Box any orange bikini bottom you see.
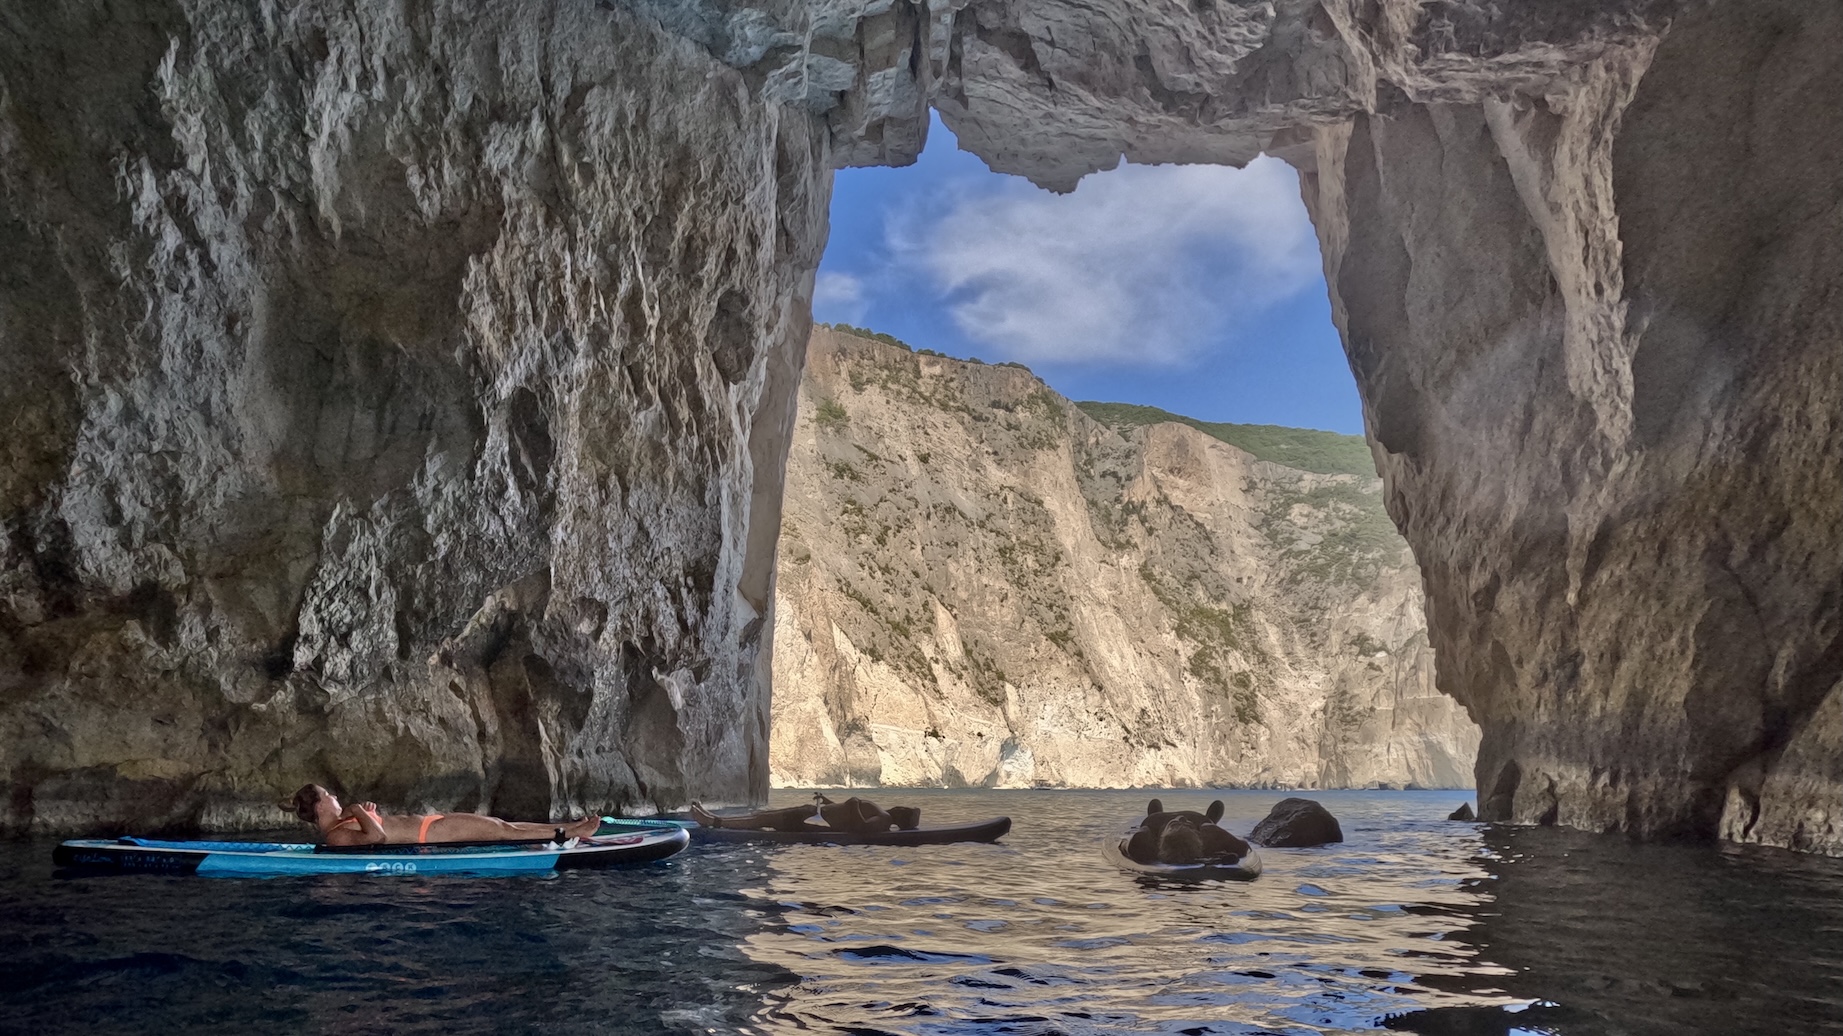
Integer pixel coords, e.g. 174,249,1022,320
417,814,444,843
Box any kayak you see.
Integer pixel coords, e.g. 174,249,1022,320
52,820,688,877
1100,830,1262,881
685,816,1011,846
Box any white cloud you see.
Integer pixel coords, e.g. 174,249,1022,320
813,270,868,324
891,156,1321,366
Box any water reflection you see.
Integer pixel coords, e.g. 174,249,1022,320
734,790,1843,1035
2,789,1840,1034
736,790,1520,1033
1391,825,1843,1036
1,836,804,1034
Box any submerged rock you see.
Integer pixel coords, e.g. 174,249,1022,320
1250,798,1345,848
1448,803,1478,822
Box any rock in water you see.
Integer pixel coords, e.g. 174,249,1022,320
1250,798,1344,848
1448,803,1477,822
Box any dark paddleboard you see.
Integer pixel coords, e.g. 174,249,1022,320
1100,830,1262,881
54,820,688,876
686,816,1011,846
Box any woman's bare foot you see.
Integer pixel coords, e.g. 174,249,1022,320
561,816,600,840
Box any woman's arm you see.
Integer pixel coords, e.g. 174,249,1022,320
327,802,387,846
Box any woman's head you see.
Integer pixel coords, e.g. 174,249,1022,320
284,784,337,824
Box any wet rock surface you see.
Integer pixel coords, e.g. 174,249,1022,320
1250,797,1345,848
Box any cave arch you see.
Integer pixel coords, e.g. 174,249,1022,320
0,0,1833,852
703,0,1843,850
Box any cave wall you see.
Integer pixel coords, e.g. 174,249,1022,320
686,0,1838,850
1320,0,1842,851
0,0,831,832
3,0,1836,849
879,0,1841,851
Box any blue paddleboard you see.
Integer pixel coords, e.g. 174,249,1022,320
53,820,688,876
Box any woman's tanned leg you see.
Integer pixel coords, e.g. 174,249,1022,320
690,802,818,830
426,814,599,842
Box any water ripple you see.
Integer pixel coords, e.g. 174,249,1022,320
5,790,1843,1034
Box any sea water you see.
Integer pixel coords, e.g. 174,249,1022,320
2,789,1840,1035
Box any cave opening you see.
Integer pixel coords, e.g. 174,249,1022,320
814,114,1363,437
767,114,1482,794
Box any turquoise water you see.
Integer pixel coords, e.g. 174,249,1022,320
2,789,1840,1034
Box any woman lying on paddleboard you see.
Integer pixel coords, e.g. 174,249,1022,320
689,794,921,833
284,784,602,847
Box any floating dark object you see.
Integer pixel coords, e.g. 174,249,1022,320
1106,798,1260,880
1249,797,1344,847
686,816,1011,846
1102,830,1262,881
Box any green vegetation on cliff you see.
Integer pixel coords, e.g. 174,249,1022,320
819,322,915,351
1074,401,1376,477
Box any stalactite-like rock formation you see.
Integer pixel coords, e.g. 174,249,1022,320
2,0,1836,850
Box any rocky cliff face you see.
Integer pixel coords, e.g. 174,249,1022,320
0,1,828,832
770,328,1477,790
1304,3,1842,853
671,0,1841,853
4,0,1835,850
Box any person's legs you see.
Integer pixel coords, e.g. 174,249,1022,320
853,798,894,830
424,814,598,842
496,817,598,839
690,803,818,830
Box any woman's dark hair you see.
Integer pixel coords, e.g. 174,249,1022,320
285,784,322,823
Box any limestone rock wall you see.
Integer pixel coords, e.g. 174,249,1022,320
769,329,1477,789
0,0,828,833
4,0,1836,850
906,0,1843,851
651,0,1840,851
1305,1,1840,852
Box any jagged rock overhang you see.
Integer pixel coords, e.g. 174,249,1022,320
649,0,1841,851
0,0,1833,852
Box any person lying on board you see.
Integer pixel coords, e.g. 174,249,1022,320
284,784,602,847
1121,798,1250,866
689,794,921,834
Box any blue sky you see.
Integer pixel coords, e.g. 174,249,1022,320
813,115,1365,436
